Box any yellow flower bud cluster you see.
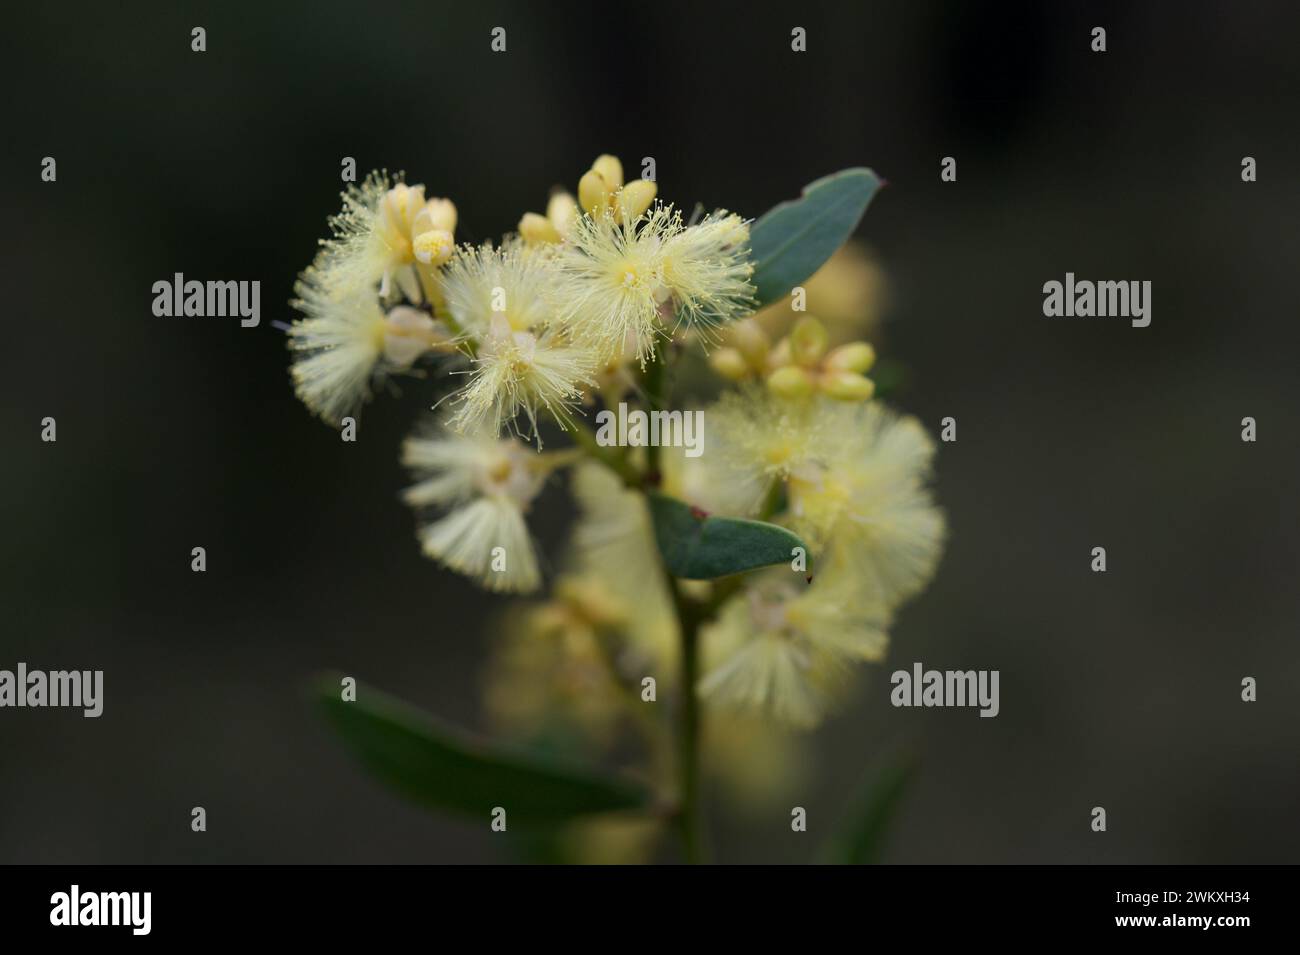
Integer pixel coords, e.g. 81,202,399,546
520,154,658,244
709,315,875,401
579,154,658,223
378,182,459,270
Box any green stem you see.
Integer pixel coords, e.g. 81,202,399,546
641,337,709,860
672,581,706,863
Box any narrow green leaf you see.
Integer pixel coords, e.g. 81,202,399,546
647,492,805,580
314,675,653,826
749,167,882,309
821,755,917,864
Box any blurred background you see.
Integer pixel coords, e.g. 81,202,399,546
3,0,1298,863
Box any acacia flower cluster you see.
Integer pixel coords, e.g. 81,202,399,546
286,154,945,746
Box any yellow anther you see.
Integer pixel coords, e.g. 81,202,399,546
412,229,455,267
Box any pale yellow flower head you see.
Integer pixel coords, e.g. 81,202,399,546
787,401,946,607
699,562,891,728
288,266,387,424
442,242,596,442
554,204,680,366
566,462,679,672
483,599,628,749
401,425,546,593
660,211,755,342
705,386,831,512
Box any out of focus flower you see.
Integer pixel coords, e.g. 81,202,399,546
699,562,891,727
401,425,547,593
752,240,886,343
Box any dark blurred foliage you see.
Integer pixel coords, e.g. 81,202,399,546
2,0,1297,863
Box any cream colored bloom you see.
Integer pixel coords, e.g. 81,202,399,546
705,390,944,608
787,401,945,607
699,563,891,728
554,205,680,366
288,267,387,424
441,242,595,442
288,264,450,424
565,462,679,671
660,212,755,342
703,386,831,513
401,425,545,593
556,202,757,364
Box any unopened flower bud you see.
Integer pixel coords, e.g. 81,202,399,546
382,183,427,233
789,316,829,366
578,169,612,215
616,179,657,222
519,212,562,244
825,341,876,374
766,336,792,371
415,197,457,235
821,370,876,401
709,347,750,381
727,318,769,368
546,191,578,236
591,154,624,190
766,365,815,399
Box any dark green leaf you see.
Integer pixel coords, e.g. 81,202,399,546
314,675,653,826
821,754,916,864
749,167,883,309
648,492,805,580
